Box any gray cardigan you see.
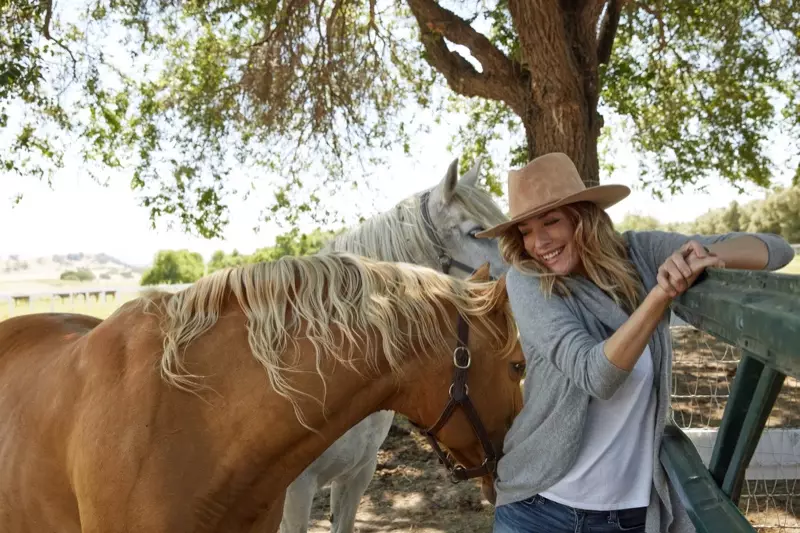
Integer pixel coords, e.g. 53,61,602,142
495,230,795,533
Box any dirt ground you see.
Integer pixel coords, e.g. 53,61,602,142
301,327,800,533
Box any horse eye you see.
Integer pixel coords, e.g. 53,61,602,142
468,227,484,238
510,362,526,377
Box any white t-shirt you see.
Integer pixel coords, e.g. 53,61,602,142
540,345,657,511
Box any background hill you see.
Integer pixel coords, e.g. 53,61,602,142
0,253,145,293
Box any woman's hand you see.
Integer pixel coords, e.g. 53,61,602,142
656,240,726,298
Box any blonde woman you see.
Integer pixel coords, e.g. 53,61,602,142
476,153,795,533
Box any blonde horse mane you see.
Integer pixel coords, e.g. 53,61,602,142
323,183,509,263
145,252,517,428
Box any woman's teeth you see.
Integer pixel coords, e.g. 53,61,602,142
542,247,564,261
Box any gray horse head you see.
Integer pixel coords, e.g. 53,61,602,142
420,157,510,280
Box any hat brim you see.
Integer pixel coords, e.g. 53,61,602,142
475,184,630,239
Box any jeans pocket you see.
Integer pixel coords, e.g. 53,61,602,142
615,508,647,532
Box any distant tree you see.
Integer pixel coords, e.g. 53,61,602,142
745,186,800,243
258,229,340,260
721,201,743,232
208,228,340,273
207,249,249,274
60,268,95,281
615,214,664,233
141,250,204,285
76,268,95,281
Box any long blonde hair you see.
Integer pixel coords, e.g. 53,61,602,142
499,202,643,313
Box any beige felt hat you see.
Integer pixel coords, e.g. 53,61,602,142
475,152,630,239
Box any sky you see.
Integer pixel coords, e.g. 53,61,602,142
1,11,796,268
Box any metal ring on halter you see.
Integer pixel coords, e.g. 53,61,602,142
450,464,466,484
449,383,469,397
453,346,471,368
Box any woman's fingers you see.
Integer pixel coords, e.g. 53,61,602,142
681,240,710,259
657,250,725,299
657,242,724,300
660,256,689,293
670,251,693,279
657,270,678,298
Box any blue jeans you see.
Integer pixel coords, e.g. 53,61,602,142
494,494,647,533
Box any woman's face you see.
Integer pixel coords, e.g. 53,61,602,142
517,207,582,276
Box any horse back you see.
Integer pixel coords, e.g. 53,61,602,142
0,312,100,359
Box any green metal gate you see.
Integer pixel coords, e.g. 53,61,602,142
663,268,800,532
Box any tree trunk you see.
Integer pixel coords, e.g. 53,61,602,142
406,0,612,187
509,0,603,187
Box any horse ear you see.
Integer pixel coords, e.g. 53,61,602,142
494,273,508,300
437,157,459,205
468,262,491,282
458,157,483,188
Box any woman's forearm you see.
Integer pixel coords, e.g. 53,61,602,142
707,236,768,270
603,287,672,371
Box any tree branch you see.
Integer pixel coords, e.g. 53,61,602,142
42,0,78,77
405,0,529,115
597,0,623,64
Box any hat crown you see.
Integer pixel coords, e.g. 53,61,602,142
508,152,585,218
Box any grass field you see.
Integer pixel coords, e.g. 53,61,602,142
779,255,800,275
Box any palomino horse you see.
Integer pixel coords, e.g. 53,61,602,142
281,157,511,532
0,253,524,533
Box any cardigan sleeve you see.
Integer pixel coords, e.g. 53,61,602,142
506,269,629,400
624,230,795,274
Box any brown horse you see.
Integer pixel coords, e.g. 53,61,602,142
0,253,524,533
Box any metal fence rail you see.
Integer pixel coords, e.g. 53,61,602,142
664,269,800,532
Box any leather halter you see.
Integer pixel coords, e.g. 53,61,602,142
413,315,499,482
412,190,500,483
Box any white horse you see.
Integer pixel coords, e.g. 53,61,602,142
279,156,511,533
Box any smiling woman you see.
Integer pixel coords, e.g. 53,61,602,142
475,152,795,533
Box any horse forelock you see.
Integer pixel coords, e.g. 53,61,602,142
146,253,516,429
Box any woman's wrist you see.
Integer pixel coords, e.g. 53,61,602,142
649,284,673,305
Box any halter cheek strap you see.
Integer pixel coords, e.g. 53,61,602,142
409,315,499,482
418,190,489,278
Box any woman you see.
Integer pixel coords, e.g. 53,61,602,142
475,152,795,533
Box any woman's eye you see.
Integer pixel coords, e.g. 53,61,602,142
544,218,559,227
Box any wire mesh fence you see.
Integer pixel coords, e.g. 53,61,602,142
670,324,800,532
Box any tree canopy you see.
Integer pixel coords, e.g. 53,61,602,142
141,249,206,285
3,0,798,237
